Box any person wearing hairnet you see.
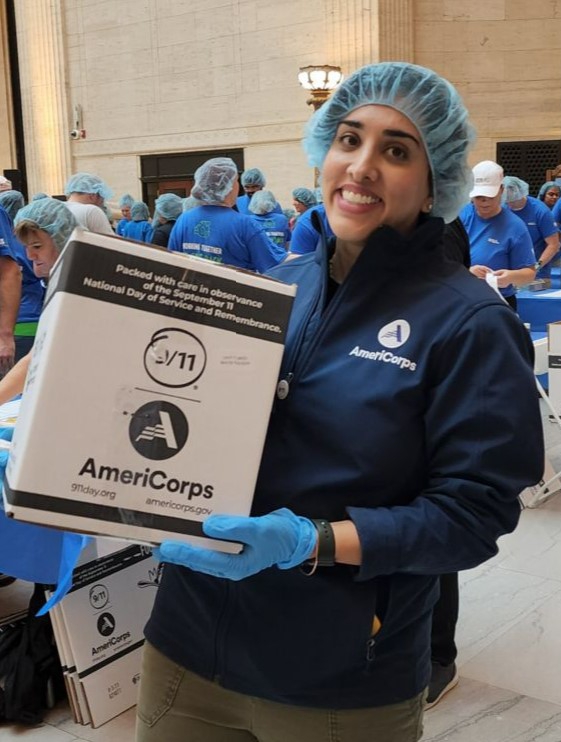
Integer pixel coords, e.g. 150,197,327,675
0,194,45,363
63,172,113,234
0,190,25,223
538,181,561,210
151,193,183,248
137,63,543,742
502,175,559,282
168,158,285,272
460,162,536,309
0,176,11,192
116,193,135,236
31,192,49,202
122,201,154,244
289,187,318,229
289,201,335,254
236,168,283,215
182,194,201,211
0,206,21,374
248,190,291,251
0,198,77,402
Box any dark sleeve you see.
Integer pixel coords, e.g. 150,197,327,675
348,304,543,580
151,224,170,247
443,217,471,268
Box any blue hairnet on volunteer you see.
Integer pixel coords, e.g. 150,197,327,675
502,176,530,203
131,201,150,221
314,186,323,204
119,193,135,208
292,187,317,208
191,157,238,205
183,195,201,211
241,168,265,188
155,193,183,221
303,62,476,223
538,181,560,200
31,192,49,201
248,190,278,215
64,172,113,200
0,190,25,221
13,198,77,253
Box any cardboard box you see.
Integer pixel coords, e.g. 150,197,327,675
46,541,159,728
3,228,295,549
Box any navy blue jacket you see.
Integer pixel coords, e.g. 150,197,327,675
146,217,543,709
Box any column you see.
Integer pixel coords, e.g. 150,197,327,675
14,0,71,196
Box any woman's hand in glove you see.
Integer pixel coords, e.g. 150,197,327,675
154,508,318,581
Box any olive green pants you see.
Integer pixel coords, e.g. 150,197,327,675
136,642,425,742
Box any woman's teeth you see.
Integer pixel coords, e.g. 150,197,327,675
341,190,380,205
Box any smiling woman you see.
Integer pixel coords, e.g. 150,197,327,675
138,63,544,742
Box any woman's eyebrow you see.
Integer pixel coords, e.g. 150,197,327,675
337,120,420,146
383,129,421,146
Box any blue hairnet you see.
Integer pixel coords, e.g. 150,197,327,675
282,208,296,220
0,190,25,222
191,158,238,205
502,176,529,204
292,187,317,208
183,195,201,211
303,62,476,223
131,201,150,221
241,168,265,188
119,193,135,208
13,198,77,253
538,181,560,201
31,192,49,201
248,190,278,215
314,187,323,204
155,193,183,221
64,172,113,200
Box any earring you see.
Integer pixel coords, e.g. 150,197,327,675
423,201,433,214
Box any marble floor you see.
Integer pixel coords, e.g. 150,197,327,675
1,401,561,741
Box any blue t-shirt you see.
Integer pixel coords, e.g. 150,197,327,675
236,194,283,216
290,205,335,254
508,196,557,278
249,212,291,250
0,207,44,324
123,220,154,244
116,218,129,236
168,205,285,273
460,203,536,297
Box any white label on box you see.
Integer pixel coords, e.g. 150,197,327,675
4,233,295,546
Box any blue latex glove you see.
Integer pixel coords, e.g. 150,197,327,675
155,508,317,581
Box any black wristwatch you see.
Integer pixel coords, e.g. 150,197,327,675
535,259,543,270
311,519,336,567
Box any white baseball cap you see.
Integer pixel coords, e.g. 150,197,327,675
469,160,504,198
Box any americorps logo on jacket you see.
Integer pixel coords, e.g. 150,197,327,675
348,319,416,372
377,320,410,349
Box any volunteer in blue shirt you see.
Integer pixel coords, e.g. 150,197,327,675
138,63,543,742
0,207,22,374
289,202,335,254
538,181,561,211
236,168,283,216
460,160,536,310
503,175,559,280
168,158,285,273
0,203,45,361
116,193,134,236
248,190,291,251
123,201,154,244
